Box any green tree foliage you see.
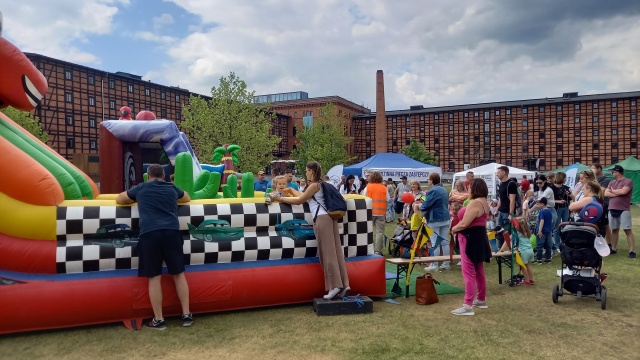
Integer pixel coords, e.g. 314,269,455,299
401,138,438,166
291,102,355,175
0,106,48,143
180,72,281,173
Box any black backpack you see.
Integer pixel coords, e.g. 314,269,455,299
313,182,347,221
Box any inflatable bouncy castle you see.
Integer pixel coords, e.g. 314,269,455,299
0,22,384,335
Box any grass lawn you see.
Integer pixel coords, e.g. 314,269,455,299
1,209,639,360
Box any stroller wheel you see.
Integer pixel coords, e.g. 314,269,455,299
601,288,607,310
576,290,582,299
552,284,559,304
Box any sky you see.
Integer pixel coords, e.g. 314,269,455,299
1,0,640,111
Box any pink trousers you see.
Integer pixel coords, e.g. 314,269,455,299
458,233,487,306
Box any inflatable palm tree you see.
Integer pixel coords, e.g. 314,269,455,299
212,144,240,184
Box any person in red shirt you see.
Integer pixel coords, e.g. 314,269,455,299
521,175,530,193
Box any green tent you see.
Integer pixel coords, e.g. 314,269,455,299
552,163,591,174
604,156,640,204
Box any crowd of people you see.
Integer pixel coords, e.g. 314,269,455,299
124,161,635,327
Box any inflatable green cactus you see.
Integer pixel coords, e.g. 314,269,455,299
174,152,221,199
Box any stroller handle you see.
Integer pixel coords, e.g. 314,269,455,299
558,221,599,231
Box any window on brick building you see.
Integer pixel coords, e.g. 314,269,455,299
593,143,599,150
593,102,598,109
506,109,511,115
406,139,411,145
522,107,528,114
449,149,454,155
434,138,439,144
434,114,439,120
464,124,469,130
539,145,545,152
392,140,397,146
420,115,424,120
506,160,512,166
556,159,563,166
506,134,512,140
89,118,96,128
522,120,528,126
65,70,72,80
464,112,468,118
420,127,424,133
392,129,396,134
574,117,580,123
556,144,563,151
127,84,133,93
161,91,166,99
612,115,617,121
632,127,637,134
176,94,180,102
506,121,511,128
449,113,453,119
522,133,528,139
109,100,115,109
406,127,410,133
90,140,97,150
66,138,74,149
449,125,453,131
506,147,511,153
108,79,115,89
495,110,500,115
557,105,562,111
632,114,637,120
611,101,617,108
612,157,619,163
539,132,545,139
145,88,150,96
484,111,490,119
632,99,637,106
593,116,599,122
161,109,167,118
66,115,73,125
556,131,563,138
449,137,454,143
473,136,479,142
556,118,562,125
575,144,581,150
612,129,617,135
89,96,95,106
632,142,637,149
522,146,528,153
593,129,599,136
612,142,618,149
539,106,545,113
539,119,545,125
464,148,470,155
88,74,94,85
484,123,490,132
65,93,72,103
575,130,581,136
434,126,439,132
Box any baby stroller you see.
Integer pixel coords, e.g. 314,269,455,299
552,222,607,310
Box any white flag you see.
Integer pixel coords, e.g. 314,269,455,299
326,164,344,187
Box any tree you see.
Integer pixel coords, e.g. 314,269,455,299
0,106,48,143
291,102,355,175
180,72,281,173
401,138,438,166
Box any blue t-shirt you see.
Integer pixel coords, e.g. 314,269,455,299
254,179,269,192
287,182,299,191
126,180,185,235
536,208,552,234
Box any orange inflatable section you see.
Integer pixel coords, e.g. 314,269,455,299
0,112,100,198
0,257,385,334
0,134,64,206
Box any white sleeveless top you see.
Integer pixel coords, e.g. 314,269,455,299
309,183,328,218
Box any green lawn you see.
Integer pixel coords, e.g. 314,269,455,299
1,209,639,360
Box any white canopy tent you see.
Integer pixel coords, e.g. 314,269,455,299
452,163,535,196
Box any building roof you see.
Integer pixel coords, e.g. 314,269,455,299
269,95,371,113
353,91,640,118
25,52,193,94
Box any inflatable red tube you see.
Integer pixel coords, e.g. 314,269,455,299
0,256,385,335
0,233,56,273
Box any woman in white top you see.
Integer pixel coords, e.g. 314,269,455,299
340,175,358,195
275,161,350,300
572,170,596,202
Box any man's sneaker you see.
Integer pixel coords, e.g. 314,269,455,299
424,264,439,272
544,259,552,264
182,313,194,327
535,260,543,264
610,248,618,255
147,318,166,330
630,251,637,259
451,305,475,316
472,299,488,309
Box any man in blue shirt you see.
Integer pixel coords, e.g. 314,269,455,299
116,164,192,330
533,197,553,264
254,170,269,192
285,169,299,191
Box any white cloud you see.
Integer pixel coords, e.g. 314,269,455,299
6,0,639,111
134,31,177,44
0,0,126,64
152,13,174,29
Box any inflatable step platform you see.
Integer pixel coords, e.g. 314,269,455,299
312,296,373,316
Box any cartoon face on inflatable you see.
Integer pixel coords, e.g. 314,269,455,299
0,37,48,111
119,106,132,120
579,202,603,224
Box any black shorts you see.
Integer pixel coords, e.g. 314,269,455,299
395,201,405,214
138,229,185,277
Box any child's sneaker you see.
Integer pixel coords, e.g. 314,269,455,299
147,318,166,330
181,313,194,327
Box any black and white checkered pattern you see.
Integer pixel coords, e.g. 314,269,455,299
56,198,373,273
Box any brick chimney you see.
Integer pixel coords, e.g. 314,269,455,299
375,70,387,153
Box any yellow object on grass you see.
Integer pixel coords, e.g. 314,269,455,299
515,251,526,269
0,192,56,240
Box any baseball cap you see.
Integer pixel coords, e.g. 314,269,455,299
611,165,624,174
400,175,408,180
258,170,265,175
536,197,548,205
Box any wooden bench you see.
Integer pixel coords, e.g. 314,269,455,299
386,251,513,298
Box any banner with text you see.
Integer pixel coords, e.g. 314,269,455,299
364,167,441,182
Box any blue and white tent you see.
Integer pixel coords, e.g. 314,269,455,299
343,153,441,181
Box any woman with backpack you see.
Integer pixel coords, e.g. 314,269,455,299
275,161,350,300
